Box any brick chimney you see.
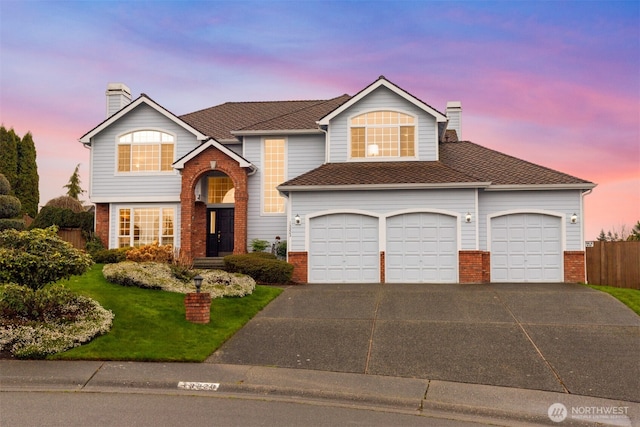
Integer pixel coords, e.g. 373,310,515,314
446,101,462,140
105,83,131,118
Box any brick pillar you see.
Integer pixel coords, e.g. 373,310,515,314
184,293,211,324
564,251,586,283
288,252,308,283
482,251,491,283
459,250,489,284
94,203,109,248
379,251,385,283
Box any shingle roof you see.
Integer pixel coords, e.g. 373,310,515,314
440,141,593,186
278,161,485,188
278,142,594,190
180,95,350,141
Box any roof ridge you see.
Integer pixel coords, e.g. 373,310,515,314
236,94,351,131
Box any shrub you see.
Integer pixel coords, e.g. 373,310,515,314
44,196,84,213
126,243,173,263
0,283,113,359
102,262,255,298
224,253,293,284
250,238,270,252
0,174,10,195
91,247,132,264
85,234,105,254
30,206,94,234
0,226,93,290
0,218,25,231
0,195,21,218
276,240,287,258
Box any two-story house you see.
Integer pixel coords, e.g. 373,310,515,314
80,76,595,284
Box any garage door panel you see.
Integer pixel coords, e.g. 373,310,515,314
491,213,562,283
309,214,379,283
386,213,458,283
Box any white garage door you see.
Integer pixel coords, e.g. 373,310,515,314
309,213,379,283
386,213,458,283
491,213,562,282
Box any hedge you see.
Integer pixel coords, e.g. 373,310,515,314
224,253,293,284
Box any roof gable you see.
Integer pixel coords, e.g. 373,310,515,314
317,76,448,125
172,139,254,170
79,94,208,144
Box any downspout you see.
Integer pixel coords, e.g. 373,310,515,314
581,188,593,283
318,124,329,163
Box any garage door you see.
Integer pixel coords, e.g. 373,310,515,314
491,213,562,282
309,213,379,283
386,213,458,283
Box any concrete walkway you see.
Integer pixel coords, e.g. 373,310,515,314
206,282,640,402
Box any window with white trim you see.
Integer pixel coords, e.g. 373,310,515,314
350,111,415,158
117,130,174,173
118,207,174,247
263,138,286,214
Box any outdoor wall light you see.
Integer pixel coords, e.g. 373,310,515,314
465,212,472,223
294,214,302,225
193,274,203,293
570,213,578,224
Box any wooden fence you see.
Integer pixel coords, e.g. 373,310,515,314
57,228,86,250
586,241,640,289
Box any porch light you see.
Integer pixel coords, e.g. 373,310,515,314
294,214,301,225
367,144,379,156
570,213,578,224
465,212,472,223
193,274,203,293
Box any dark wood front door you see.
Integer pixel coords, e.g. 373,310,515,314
206,208,234,257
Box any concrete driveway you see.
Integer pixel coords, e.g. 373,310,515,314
206,282,640,402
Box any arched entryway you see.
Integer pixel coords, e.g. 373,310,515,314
178,144,249,263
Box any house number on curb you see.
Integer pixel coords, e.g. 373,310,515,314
177,381,220,391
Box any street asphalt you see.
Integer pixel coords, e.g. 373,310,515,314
2,282,639,426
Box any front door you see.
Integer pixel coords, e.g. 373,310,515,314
206,208,234,257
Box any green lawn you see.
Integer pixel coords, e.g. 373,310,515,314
50,264,283,362
587,284,640,316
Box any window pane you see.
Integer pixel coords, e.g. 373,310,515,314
162,209,174,246
118,145,131,172
161,144,173,171
118,209,131,247
133,208,159,246
400,126,415,156
207,176,235,204
264,139,285,213
132,144,159,171
351,127,365,158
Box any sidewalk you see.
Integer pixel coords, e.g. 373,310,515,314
2,360,638,426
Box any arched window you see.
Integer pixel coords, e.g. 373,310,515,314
117,130,175,173
350,111,415,158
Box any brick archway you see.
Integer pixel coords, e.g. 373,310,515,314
179,146,249,262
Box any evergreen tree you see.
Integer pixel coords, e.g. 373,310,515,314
597,229,607,241
0,126,19,192
64,164,85,200
15,132,40,217
628,221,640,242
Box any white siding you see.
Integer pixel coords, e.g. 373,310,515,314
327,86,439,163
90,104,200,201
478,190,583,251
289,188,476,252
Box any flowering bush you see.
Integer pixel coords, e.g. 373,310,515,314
126,243,173,263
0,284,113,359
102,262,255,298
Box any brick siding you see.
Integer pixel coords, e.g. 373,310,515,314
184,292,211,324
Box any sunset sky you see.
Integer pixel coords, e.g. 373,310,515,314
1,1,638,240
